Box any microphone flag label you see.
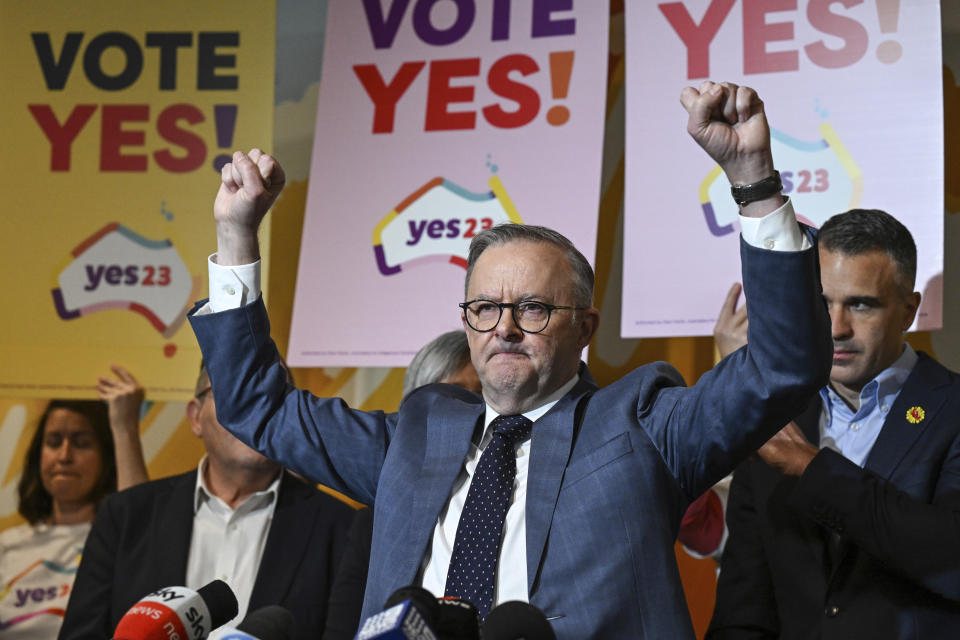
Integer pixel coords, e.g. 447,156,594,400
354,601,438,640
113,586,212,640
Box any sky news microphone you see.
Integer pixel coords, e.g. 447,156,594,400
482,601,557,640
112,579,238,640
352,586,439,640
434,597,480,640
216,605,294,640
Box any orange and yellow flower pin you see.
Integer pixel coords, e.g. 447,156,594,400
906,406,925,424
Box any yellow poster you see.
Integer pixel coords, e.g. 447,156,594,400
0,1,275,399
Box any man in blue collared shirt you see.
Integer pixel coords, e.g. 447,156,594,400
708,209,960,640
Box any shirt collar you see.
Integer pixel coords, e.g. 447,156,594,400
820,343,918,412
482,373,580,435
193,455,282,515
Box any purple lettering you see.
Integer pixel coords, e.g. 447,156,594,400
532,0,575,37
361,0,411,49
412,0,475,45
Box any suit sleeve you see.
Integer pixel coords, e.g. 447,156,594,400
638,235,832,499
58,496,121,640
790,445,960,601
706,462,780,639
189,297,396,505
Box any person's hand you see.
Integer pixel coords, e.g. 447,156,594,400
96,364,144,435
680,81,773,183
213,149,286,265
714,283,748,358
680,82,783,218
757,422,819,476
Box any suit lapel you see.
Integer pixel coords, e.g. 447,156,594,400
863,355,948,480
400,401,485,585
153,471,197,586
248,472,313,610
525,372,594,592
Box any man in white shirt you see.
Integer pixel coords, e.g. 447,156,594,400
58,365,356,640
187,82,832,638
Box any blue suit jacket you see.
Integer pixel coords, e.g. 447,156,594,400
189,239,830,639
708,353,960,639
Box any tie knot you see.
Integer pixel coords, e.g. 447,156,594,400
491,414,532,445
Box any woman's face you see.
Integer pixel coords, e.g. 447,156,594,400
39,408,104,508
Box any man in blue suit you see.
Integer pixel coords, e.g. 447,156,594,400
188,82,832,638
708,210,960,639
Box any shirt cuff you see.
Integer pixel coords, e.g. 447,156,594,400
738,198,810,252
203,254,261,313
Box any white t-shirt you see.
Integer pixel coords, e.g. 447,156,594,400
0,522,90,639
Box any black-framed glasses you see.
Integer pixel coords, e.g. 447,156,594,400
195,386,213,402
459,299,585,334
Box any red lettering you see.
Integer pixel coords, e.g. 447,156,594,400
353,62,426,134
425,58,480,131
805,0,868,69
100,104,148,171
659,0,736,79
743,0,800,73
483,54,540,128
154,103,206,172
743,0,799,74
27,104,96,171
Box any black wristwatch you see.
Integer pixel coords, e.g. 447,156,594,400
730,171,782,206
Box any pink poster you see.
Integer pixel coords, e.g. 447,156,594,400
288,1,609,366
623,0,943,337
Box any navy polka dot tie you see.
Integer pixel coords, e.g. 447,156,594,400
444,414,532,618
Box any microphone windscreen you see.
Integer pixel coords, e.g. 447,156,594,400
482,601,556,640
383,586,439,625
197,579,239,629
435,597,480,640
236,605,294,640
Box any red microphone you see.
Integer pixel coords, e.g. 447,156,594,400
112,580,238,640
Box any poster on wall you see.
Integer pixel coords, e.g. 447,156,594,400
622,0,943,338
289,0,610,366
0,0,276,398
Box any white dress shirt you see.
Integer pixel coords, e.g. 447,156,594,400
196,198,806,607
186,457,281,632
417,375,579,604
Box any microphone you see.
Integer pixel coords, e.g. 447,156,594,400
216,605,294,640
352,586,439,640
434,597,480,640
482,601,557,640
113,580,238,640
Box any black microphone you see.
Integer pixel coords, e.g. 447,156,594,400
434,597,480,640
482,601,557,640
112,580,238,640
216,605,294,640
352,586,439,639
383,586,440,623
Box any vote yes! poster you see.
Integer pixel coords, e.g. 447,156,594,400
623,0,943,337
289,1,609,366
0,1,275,398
